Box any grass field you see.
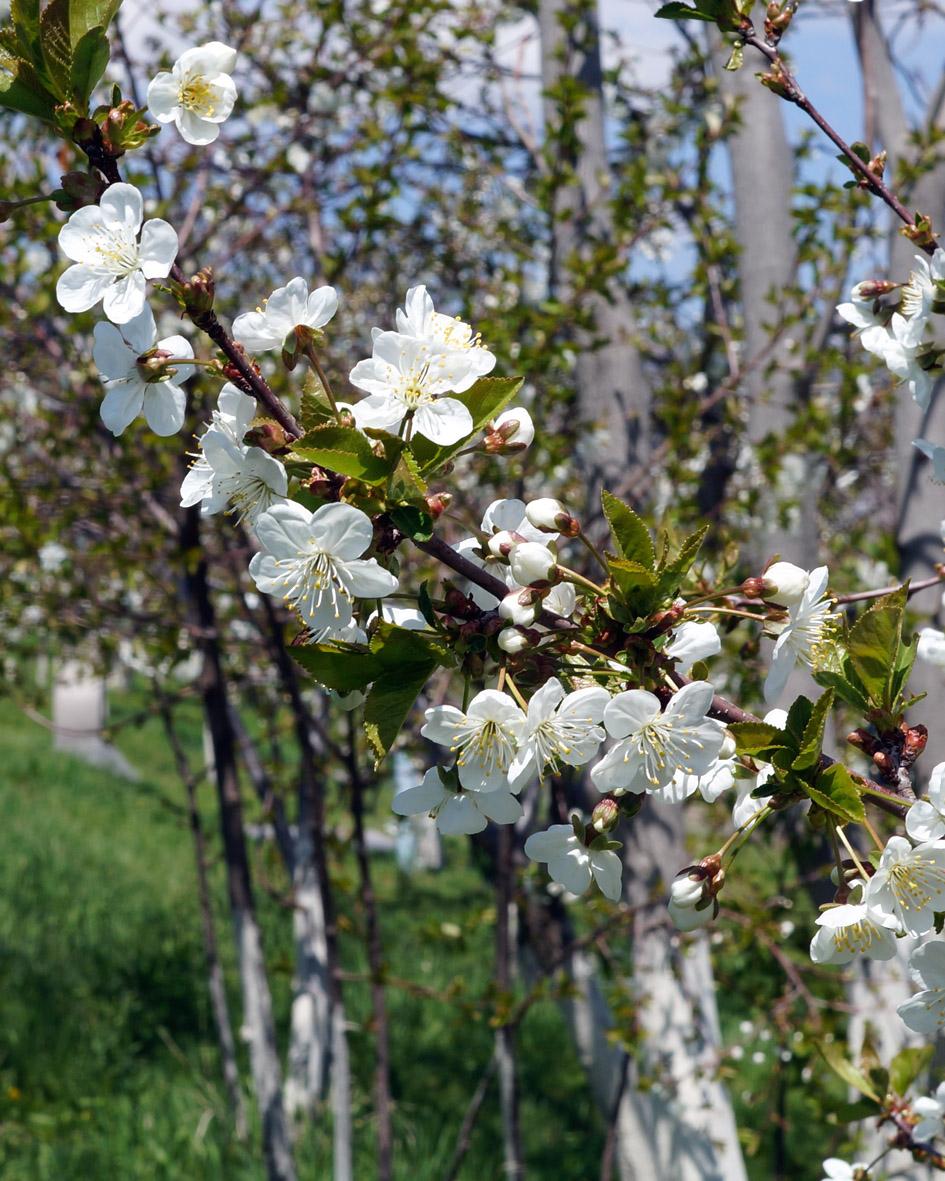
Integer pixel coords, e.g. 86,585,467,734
0,689,853,1179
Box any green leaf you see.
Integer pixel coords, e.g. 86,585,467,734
812,668,870,715
729,721,791,759
39,0,71,99
806,763,866,825
362,623,453,762
890,621,919,708
67,0,121,48
387,448,427,501
830,1098,883,1124
724,43,743,71
287,424,390,484
792,688,833,773
847,584,908,711
69,23,107,106
10,0,41,63
389,503,433,541
290,640,379,691
654,1,717,19
784,695,814,745
890,1045,935,1097
0,48,57,119
656,525,708,598
299,377,336,431
601,490,655,571
410,376,523,476
817,1040,881,1103
605,556,658,613
417,581,437,628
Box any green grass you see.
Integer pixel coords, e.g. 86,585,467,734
0,694,605,1179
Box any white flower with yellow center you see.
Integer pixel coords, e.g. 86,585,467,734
507,679,609,793
232,279,338,353
396,285,496,391
147,42,238,146
898,942,945,1034
56,184,178,324
392,767,522,836
764,565,840,704
809,881,899,965
524,823,622,901
866,836,945,938
349,331,475,444
590,681,725,797
249,501,399,630
421,690,526,793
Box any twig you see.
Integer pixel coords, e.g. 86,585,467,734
443,1053,499,1181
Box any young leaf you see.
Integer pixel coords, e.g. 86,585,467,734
363,623,453,762
287,424,390,484
846,584,908,711
290,640,379,691
0,48,56,119
889,1044,935,1097
601,490,656,570
729,721,792,759
69,23,107,107
39,0,71,99
812,668,870,715
656,525,708,598
817,1040,882,1103
805,764,866,825
792,688,834,773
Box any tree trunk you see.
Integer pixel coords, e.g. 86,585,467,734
182,508,296,1181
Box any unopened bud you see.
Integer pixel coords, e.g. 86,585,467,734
498,588,541,627
847,728,880,756
761,561,809,606
488,529,523,559
851,279,898,301
591,797,620,834
484,407,535,455
497,626,530,655
509,541,557,586
426,492,452,521
741,576,766,600
244,422,290,454
56,170,106,211
904,725,928,764
181,267,215,317
525,497,580,537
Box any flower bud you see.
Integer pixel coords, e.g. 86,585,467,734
670,873,705,909
851,279,898,300
498,588,541,627
497,626,530,654
761,561,809,606
244,421,290,454
484,408,535,455
668,896,717,932
525,498,580,538
426,492,452,521
488,530,523,559
591,797,620,834
509,541,557,586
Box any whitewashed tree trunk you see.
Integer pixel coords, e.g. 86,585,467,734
52,660,139,779
284,855,331,1120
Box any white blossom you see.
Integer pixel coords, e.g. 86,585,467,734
349,331,475,443
508,541,557,586
898,942,945,1034
249,501,398,630
232,278,338,353
668,872,716,931
524,823,622,901
912,1081,945,1142
809,882,899,965
764,566,839,704
906,763,945,843
664,620,721,673
918,627,945,669
421,689,525,793
181,428,287,524
590,681,725,797
819,1161,868,1181
507,679,609,792
395,284,495,391
762,561,810,606
873,312,937,410
392,767,522,836
866,836,945,938
492,407,534,449
147,42,238,145
901,252,945,323
92,305,193,436
56,183,177,324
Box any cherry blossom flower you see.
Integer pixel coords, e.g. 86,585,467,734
93,305,193,435
667,871,718,930
762,561,810,606
392,767,522,836
906,763,945,843
819,1161,868,1181
395,284,495,391
901,252,945,323
590,681,724,796
664,620,721,673
809,881,899,965
874,312,937,410
181,429,288,525
912,1081,945,1142
764,566,839,704
524,823,622,901
57,183,178,324
666,731,736,805
232,278,338,353
249,501,398,630
866,836,945,938
349,331,475,443
421,689,525,793
898,941,945,1034
147,42,238,146
507,678,609,792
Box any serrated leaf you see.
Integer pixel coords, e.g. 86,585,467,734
290,640,379,691
729,721,791,758
890,1044,935,1097
389,503,433,541
409,376,523,476
288,424,390,484
656,525,708,598
0,48,57,119
417,581,437,628
812,668,870,715
792,688,834,773
39,0,71,98
605,556,658,614
69,23,107,106
10,0,41,63
847,585,908,710
601,490,655,570
388,448,426,501
784,695,813,745
805,763,866,825
299,377,336,431
818,1040,881,1103
890,622,919,709
68,0,121,48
